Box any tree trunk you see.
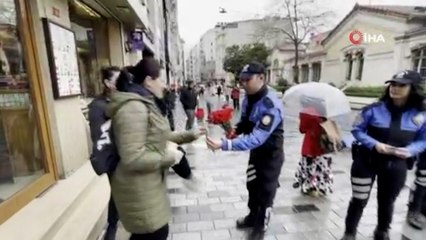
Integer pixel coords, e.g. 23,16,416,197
293,42,299,84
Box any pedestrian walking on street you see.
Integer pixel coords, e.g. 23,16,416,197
164,87,176,131
231,85,240,110
293,99,334,197
88,66,121,240
217,83,223,101
224,84,230,104
341,70,426,240
206,62,284,240
407,149,426,230
205,82,216,115
180,81,198,130
106,58,206,240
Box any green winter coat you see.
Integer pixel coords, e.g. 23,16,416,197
106,91,197,234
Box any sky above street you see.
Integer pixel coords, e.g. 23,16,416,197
178,0,426,50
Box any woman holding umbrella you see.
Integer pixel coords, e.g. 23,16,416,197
341,70,426,240
283,82,350,197
293,97,334,197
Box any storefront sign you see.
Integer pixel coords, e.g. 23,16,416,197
42,18,82,99
130,29,144,51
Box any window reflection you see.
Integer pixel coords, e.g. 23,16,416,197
0,0,44,203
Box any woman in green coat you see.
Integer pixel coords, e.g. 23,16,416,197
107,58,205,240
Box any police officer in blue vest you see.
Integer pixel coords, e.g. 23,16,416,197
341,70,426,240
206,62,284,239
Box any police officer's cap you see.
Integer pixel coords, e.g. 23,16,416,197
239,62,265,80
385,70,423,85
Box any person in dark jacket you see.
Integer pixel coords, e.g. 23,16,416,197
164,87,176,131
180,81,198,130
231,86,240,110
407,146,426,229
406,99,426,230
88,66,120,240
341,70,426,240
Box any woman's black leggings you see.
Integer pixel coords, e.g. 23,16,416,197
129,224,169,240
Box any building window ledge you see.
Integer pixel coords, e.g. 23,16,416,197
0,162,109,240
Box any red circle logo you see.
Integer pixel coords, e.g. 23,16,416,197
349,30,363,45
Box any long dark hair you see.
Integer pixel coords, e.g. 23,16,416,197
129,58,161,84
116,69,133,92
379,83,425,110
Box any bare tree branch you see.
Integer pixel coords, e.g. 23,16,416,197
253,0,332,83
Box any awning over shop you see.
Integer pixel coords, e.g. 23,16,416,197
81,0,149,29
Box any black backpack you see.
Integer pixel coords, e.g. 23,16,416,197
90,119,119,175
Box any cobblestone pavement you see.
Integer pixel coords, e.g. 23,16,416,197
115,97,425,240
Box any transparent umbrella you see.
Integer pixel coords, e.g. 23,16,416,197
282,82,351,119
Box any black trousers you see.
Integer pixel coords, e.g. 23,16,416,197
233,99,240,110
105,174,119,240
167,110,175,131
246,153,283,230
129,224,169,240
408,159,426,214
344,157,407,234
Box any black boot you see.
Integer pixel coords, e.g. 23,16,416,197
373,229,390,240
236,213,255,229
340,233,355,240
248,229,265,240
407,211,426,230
104,224,117,240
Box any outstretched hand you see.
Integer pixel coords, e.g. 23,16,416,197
206,136,221,151
194,127,207,139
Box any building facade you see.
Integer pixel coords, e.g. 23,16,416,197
164,0,185,86
283,4,426,87
0,0,179,239
187,18,289,83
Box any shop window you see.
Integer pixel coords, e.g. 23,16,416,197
0,0,55,223
412,47,426,79
69,0,109,98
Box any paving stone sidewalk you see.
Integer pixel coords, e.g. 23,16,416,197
114,99,425,240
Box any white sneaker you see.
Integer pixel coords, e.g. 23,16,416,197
183,174,202,192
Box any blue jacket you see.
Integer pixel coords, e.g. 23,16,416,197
352,101,426,157
221,87,284,151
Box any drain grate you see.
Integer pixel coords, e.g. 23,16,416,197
273,206,294,215
292,204,320,213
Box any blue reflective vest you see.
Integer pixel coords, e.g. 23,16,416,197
352,101,426,157
221,88,284,151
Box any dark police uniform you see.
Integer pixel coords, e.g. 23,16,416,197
407,150,426,229
221,82,284,233
343,75,426,239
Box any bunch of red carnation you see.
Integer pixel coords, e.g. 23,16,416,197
207,104,235,137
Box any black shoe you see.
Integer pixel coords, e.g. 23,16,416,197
292,182,300,189
407,211,426,230
236,214,255,229
248,228,265,240
104,224,117,240
340,233,356,240
373,229,390,240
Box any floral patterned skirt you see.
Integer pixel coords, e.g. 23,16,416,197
293,155,334,196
